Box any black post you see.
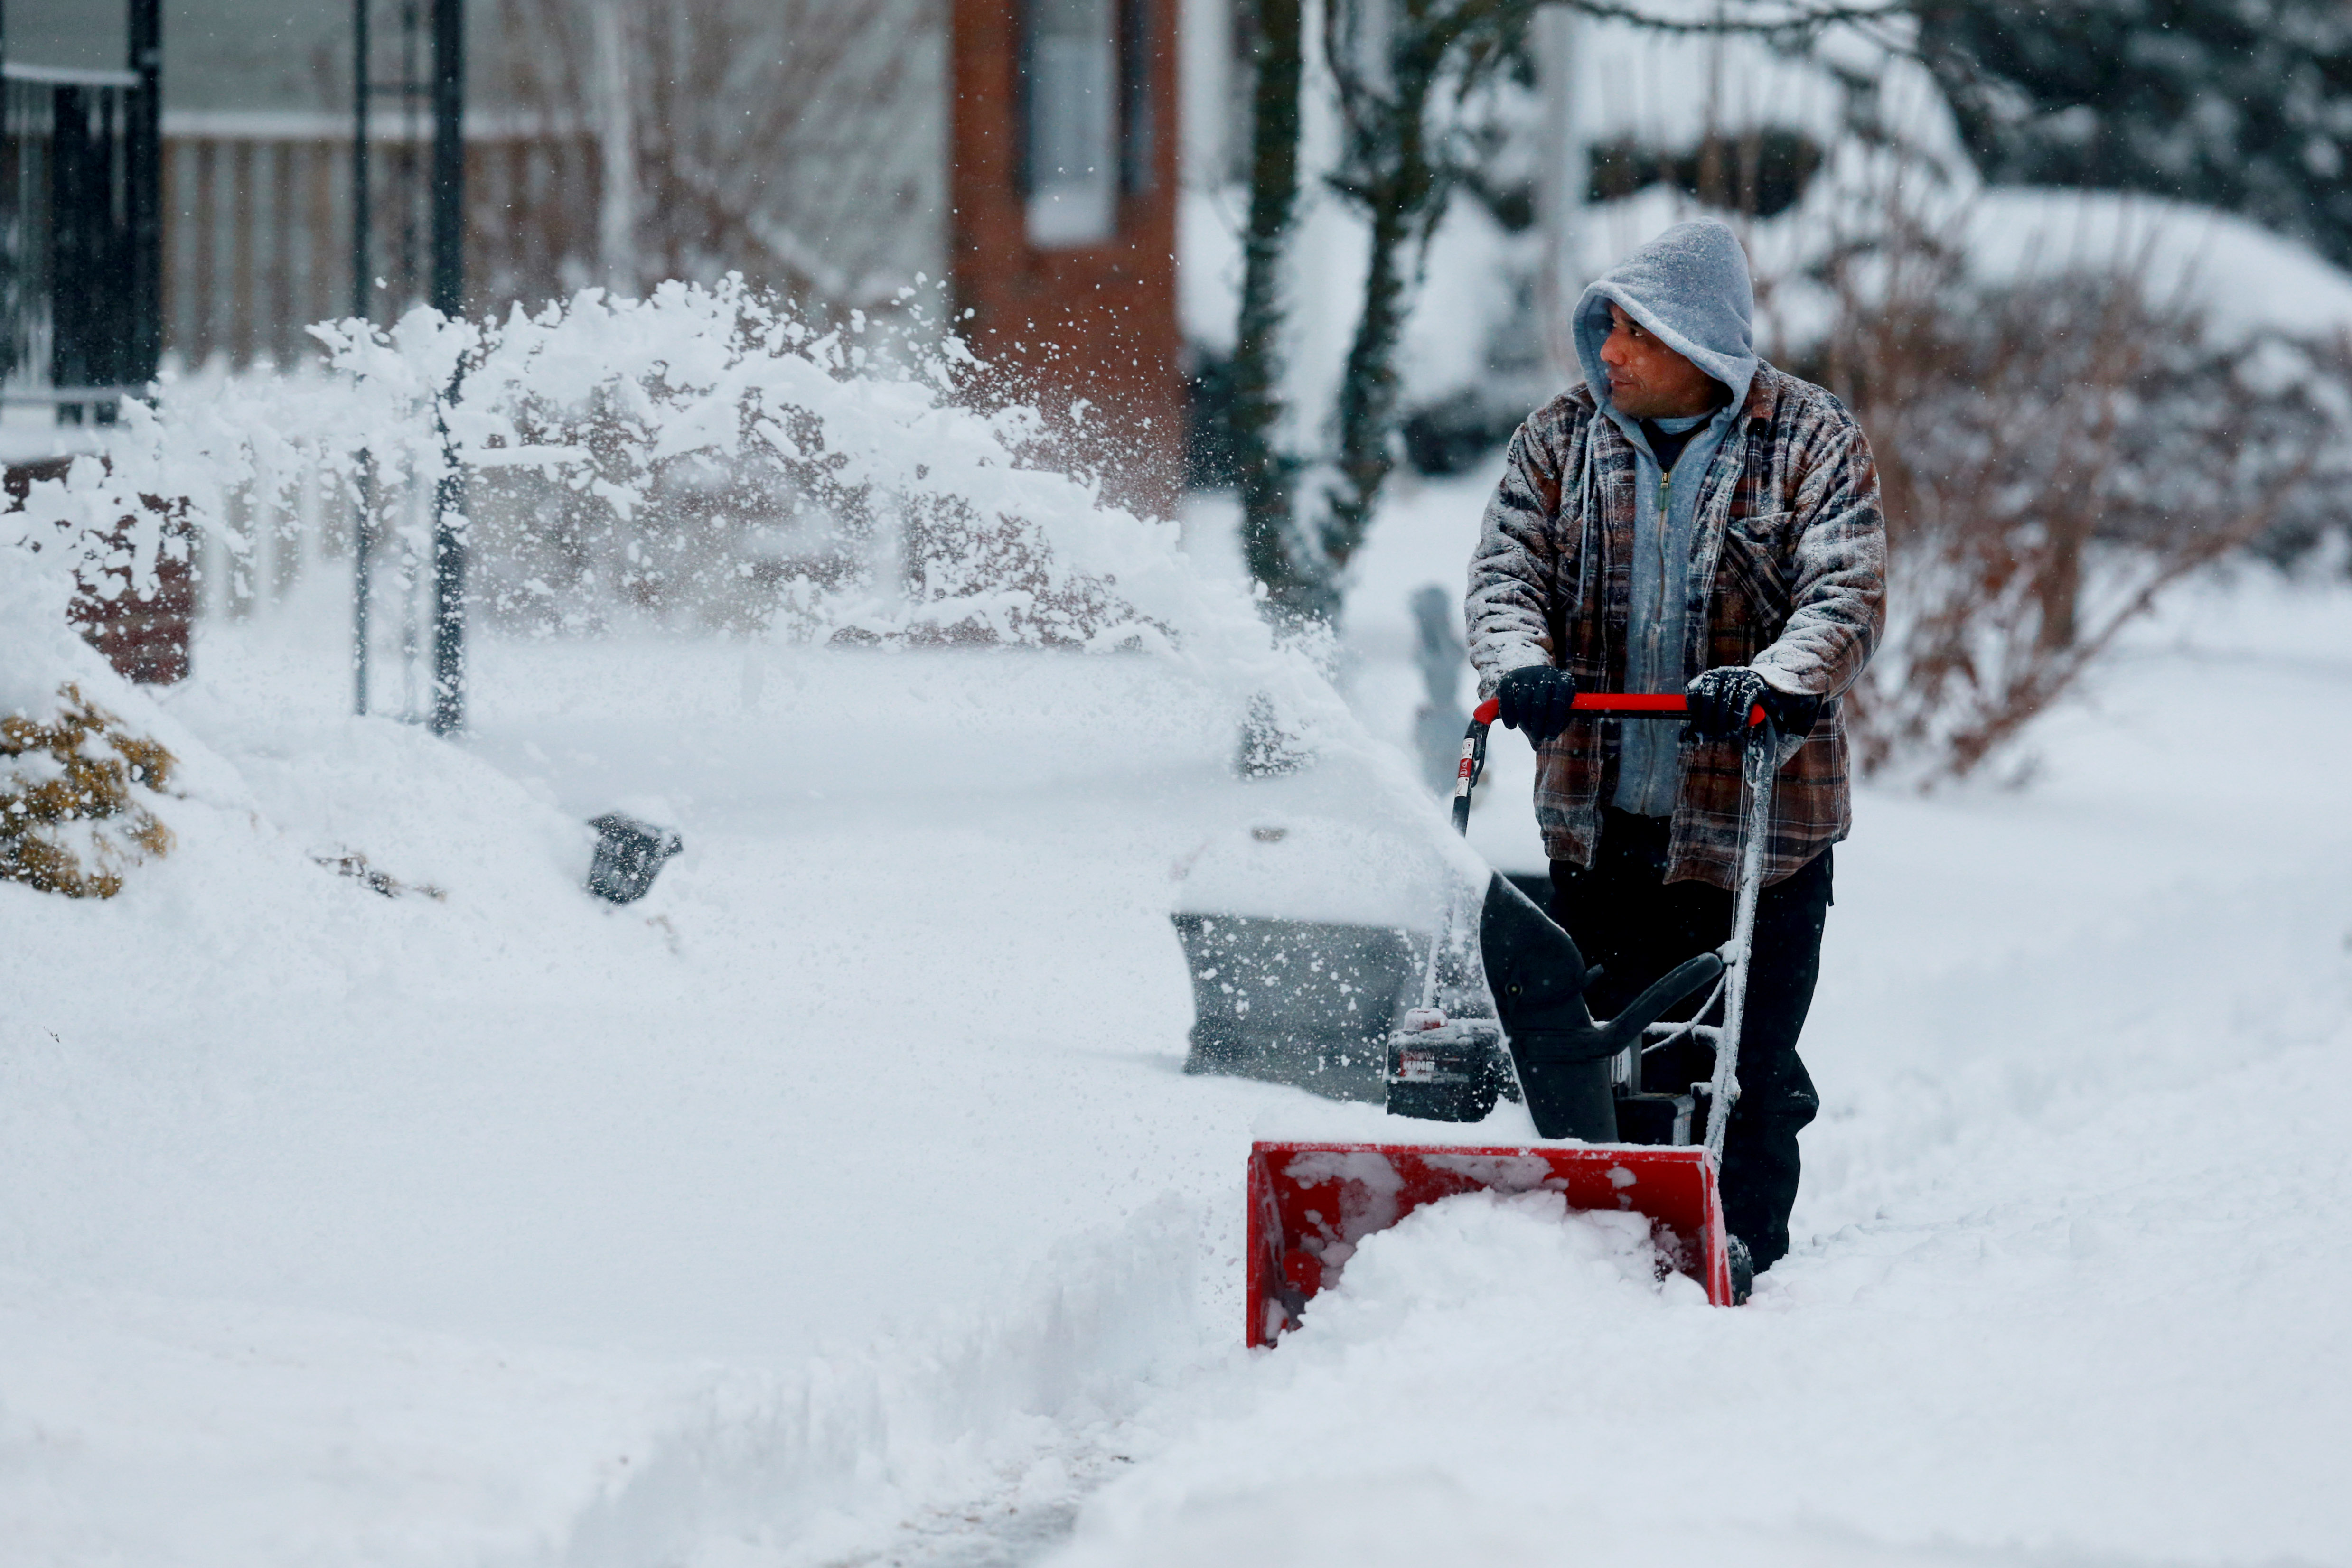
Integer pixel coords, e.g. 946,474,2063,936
0,9,14,390
427,0,464,736
352,0,373,715
351,0,372,322
89,85,122,419
1,2,9,379
48,84,90,422
429,0,462,320
126,0,161,388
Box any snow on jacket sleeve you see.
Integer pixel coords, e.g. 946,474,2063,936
1466,402,1575,697
1749,414,1886,702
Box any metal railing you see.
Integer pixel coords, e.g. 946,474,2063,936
0,6,163,422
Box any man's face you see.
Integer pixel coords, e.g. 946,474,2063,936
1596,303,1727,420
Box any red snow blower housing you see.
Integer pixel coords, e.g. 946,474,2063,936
1247,693,1776,1341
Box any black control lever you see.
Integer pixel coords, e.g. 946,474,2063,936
1479,873,1724,1140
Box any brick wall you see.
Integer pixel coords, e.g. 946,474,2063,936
950,0,1185,514
5,457,195,685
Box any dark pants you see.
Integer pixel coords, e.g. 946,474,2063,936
1549,810,1831,1270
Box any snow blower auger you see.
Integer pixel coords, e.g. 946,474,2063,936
1247,693,1777,1341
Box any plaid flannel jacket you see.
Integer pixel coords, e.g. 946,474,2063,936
1466,363,1886,889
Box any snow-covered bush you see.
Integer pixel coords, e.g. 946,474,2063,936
0,684,176,899
1802,208,2352,779
0,540,179,899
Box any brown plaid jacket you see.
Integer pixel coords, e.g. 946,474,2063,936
1466,363,1886,889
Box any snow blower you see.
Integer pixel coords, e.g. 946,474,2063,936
1247,693,1777,1339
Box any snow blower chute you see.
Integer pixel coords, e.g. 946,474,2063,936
1247,693,1777,1341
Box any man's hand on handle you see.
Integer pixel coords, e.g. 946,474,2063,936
1492,666,1823,746
1686,667,1822,739
1495,666,1578,745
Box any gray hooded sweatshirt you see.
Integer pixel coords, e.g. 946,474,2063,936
1571,218,1760,816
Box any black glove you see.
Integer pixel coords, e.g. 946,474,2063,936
1686,667,1822,739
1496,665,1578,745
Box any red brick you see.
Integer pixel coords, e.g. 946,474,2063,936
950,0,1185,514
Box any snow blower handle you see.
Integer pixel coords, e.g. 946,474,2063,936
1566,693,1771,725
1452,700,1503,835
1452,692,1767,836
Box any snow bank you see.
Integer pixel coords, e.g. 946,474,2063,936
1049,1191,1718,1567
558,1199,1199,1567
0,1273,685,1567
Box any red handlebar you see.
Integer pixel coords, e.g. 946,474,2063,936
1454,690,1768,835
1470,693,1768,728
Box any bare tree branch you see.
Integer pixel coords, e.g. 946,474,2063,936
489,0,935,312
1564,0,1909,37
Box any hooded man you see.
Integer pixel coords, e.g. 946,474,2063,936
1465,218,1886,1274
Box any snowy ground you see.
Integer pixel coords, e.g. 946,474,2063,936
4,485,2349,1564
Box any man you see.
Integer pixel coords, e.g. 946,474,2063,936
1465,217,1885,1275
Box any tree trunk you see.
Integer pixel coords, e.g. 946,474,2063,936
1323,189,1415,576
1232,0,1316,623
1318,20,1441,601
2037,530,2080,651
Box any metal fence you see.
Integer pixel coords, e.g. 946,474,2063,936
156,123,601,373
0,39,163,420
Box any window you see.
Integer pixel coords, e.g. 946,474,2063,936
1024,0,1121,247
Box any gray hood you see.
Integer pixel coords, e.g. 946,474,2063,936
1573,218,1758,417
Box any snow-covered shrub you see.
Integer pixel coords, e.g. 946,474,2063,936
0,683,176,899
1807,215,2352,779
0,496,185,898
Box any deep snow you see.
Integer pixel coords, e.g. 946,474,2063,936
4,472,2350,1565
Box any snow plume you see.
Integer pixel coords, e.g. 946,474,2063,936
4,278,1468,863
16,280,1200,652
